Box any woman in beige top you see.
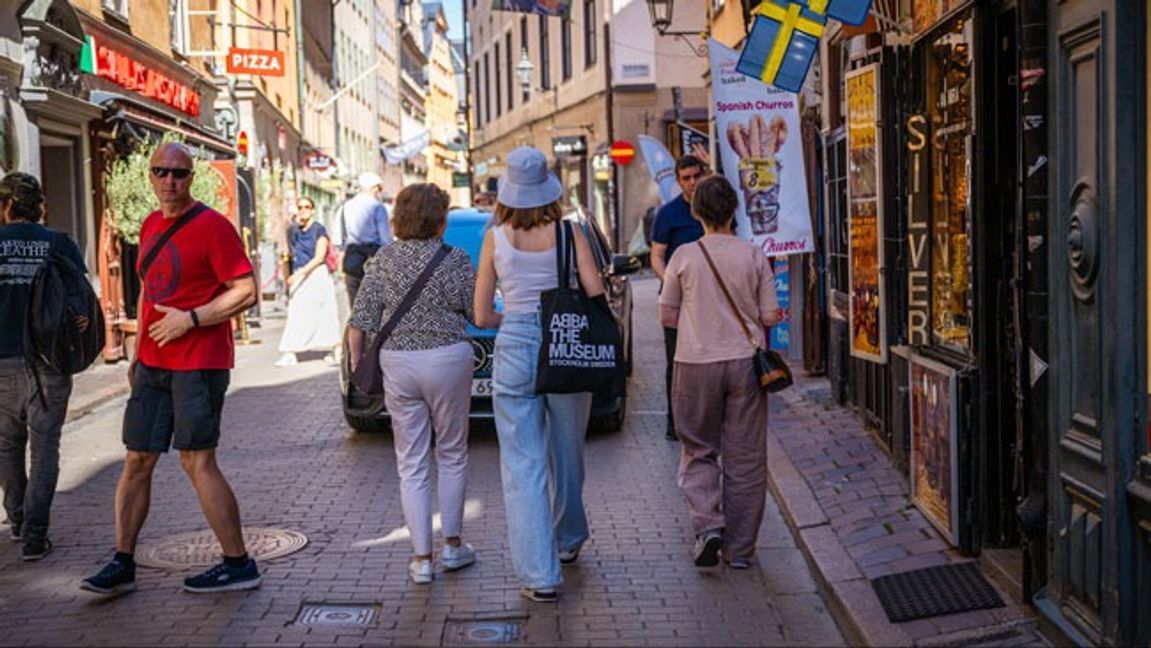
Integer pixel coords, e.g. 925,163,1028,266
658,175,780,570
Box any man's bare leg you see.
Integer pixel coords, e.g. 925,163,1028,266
115,451,161,554
179,448,246,556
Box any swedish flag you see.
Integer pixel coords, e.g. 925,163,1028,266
736,1,826,93
808,0,873,26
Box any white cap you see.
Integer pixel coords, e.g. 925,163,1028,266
357,172,384,191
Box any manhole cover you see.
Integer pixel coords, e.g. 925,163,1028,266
444,619,524,645
295,603,378,627
136,527,308,569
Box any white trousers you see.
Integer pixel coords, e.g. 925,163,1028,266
380,341,473,555
279,266,341,353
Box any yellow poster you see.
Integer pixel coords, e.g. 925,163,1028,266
847,64,885,363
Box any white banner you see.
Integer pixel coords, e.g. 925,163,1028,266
384,130,431,165
709,40,813,256
636,135,682,204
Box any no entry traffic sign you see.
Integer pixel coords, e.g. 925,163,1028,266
610,140,636,166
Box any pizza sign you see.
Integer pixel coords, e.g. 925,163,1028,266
226,48,286,77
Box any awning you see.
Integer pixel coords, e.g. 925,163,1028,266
93,90,234,157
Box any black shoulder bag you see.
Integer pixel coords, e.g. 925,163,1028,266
351,244,451,396
534,220,624,394
139,202,209,279
697,241,792,393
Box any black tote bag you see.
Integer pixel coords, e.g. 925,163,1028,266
534,220,624,394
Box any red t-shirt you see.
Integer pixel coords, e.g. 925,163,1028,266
136,204,254,370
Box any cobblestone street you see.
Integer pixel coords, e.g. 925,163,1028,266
0,275,843,647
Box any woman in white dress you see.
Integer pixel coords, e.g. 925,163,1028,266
276,197,341,366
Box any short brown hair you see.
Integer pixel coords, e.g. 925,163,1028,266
691,175,738,228
391,183,450,240
0,172,46,222
494,201,563,230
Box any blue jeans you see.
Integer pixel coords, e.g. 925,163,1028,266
493,312,592,590
0,356,72,543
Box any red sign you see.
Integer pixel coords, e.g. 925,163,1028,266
88,40,201,116
237,131,249,156
610,140,636,166
304,152,334,172
226,48,286,77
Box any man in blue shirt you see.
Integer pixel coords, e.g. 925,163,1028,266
0,172,88,562
333,172,392,305
650,154,707,441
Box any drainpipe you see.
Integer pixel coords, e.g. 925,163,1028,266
294,0,306,152
604,15,618,250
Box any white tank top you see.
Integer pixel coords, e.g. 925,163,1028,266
493,225,558,314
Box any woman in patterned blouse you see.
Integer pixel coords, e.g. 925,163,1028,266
347,183,478,585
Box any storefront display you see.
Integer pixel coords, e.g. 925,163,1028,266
910,353,960,545
846,63,885,362
925,11,974,354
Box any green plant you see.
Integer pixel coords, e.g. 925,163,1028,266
104,134,227,244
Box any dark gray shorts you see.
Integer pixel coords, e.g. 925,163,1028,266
122,363,230,453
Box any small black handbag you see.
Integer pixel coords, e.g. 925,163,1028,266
534,220,624,394
698,242,792,393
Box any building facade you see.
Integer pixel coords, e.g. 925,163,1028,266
422,3,462,205
374,0,401,197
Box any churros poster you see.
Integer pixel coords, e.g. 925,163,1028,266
708,40,813,256
846,63,886,363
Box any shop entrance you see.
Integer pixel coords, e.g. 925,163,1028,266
1042,0,1144,644
40,133,85,250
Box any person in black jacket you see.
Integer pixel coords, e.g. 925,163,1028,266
0,172,88,562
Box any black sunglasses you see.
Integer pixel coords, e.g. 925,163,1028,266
151,166,192,179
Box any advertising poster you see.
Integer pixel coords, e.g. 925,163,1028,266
846,63,886,363
770,258,789,351
491,0,572,17
708,40,813,257
910,354,959,546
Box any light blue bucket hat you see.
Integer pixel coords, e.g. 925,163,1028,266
497,146,564,209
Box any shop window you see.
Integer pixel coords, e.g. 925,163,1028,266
924,12,974,354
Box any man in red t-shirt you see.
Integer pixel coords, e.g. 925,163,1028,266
81,143,260,596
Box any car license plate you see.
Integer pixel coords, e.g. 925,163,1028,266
471,378,493,396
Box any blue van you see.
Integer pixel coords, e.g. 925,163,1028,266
339,207,639,433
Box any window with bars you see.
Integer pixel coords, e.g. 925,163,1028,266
584,0,597,68
561,17,572,81
102,0,129,18
506,33,514,111
494,42,502,117
539,16,551,89
169,0,189,54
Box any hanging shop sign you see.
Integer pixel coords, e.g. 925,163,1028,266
845,63,886,363
909,354,960,546
710,40,813,257
79,36,201,116
552,135,587,157
226,48,286,77
303,151,335,175
383,130,431,165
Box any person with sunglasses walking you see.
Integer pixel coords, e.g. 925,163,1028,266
275,196,340,367
81,142,261,596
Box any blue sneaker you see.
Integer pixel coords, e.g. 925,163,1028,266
183,558,261,593
81,559,137,595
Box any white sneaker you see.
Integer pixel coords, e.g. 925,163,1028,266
408,559,433,584
441,543,476,571
275,353,298,367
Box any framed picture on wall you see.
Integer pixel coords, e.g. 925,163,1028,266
909,353,960,545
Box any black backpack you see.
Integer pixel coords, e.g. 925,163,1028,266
24,233,105,378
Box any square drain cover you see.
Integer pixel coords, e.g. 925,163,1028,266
295,603,378,627
443,618,524,645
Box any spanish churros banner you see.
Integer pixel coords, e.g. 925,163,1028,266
709,40,813,256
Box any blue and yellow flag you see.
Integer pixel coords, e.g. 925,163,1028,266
736,1,826,93
808,0,873,26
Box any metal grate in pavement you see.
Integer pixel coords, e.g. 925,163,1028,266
871,561,1005,623
136,527,308,568
443,617,525,645
294,603,378,627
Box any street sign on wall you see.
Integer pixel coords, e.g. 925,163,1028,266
552,136,587,157
226,48,286,77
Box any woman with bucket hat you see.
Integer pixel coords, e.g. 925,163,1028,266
474,147,605,602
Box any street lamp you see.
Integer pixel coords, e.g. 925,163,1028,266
646,0,673,35
516,47,534,95
645,0,707,57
